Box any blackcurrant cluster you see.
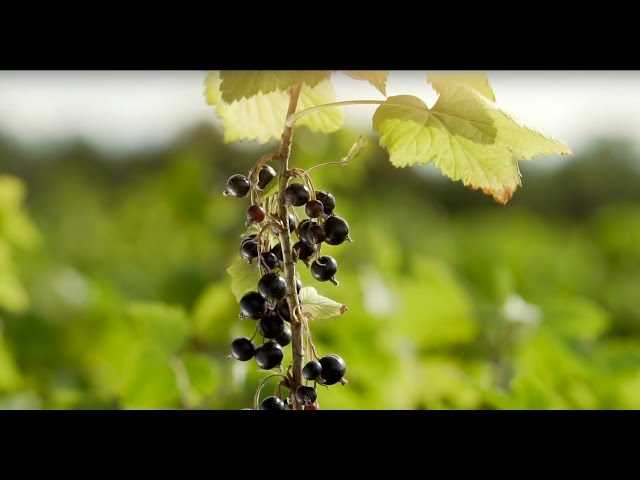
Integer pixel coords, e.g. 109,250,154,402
224,165,349,410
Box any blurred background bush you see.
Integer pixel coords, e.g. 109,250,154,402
0,118,639,409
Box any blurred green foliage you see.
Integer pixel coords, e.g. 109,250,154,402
0,125,639,409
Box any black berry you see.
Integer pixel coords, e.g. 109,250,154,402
247,205,266,224
257,165,277,190
255,341,283,370
259,310,285,339
305,200,324,218
324,216,350,245
258,272,287,301
240,238,259,262
225,174,250,198
277,298,291,322
295,385,317,406
284,183,310,206
275,323,292,347
293,240,316,263
260,396,286,410
316,191,335,214
299,220,325,245
310,256,338,283
230,337,255,361
319,354,346,385
271,243,283,265
239,291,267,319
260,252,279,270
302,360,322,381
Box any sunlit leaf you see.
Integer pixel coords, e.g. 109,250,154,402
299,286,347,320
345,71,388,96
428,72,496,101
219,71,331,102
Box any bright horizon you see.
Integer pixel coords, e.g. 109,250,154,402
0,71,638,156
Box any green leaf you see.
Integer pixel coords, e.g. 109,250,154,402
372,87,571,204
125,302,189,353
205,72,343,144
299,286,347,320
226,257,260,302
345,71,388,96
219,71,331,103
427,72,496,101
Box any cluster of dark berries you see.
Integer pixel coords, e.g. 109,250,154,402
224,165,349,410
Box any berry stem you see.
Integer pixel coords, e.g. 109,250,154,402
286,100,386,128
275,83,305,410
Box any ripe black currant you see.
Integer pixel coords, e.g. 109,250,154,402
259,309,285,339
319,354,346,385
302,360,322,381
275,323,292,347
276,298,291,322
260,252,279,270
305,199,324,218
310,256,338,283
247,205,266,224
295,385,317,406
230,337,255,361
299,220,325,245
239,291,267,319
271,243,283,264
324,216,350,245
257,165,277,190
258,272,287,301
284,183,310,206
240,238,259,262
260,396,286,410
224,174,250,198
293,240,316,264
255,341,283,370
316,191,335,214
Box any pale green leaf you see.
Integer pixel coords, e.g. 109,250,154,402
428,72,496,101
373,87,571,204
219,71,331,103
205,72,343,144
226,257,260,302
125,302,188,353
345,71,388,96
299,286,347,320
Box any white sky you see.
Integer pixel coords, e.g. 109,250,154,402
0,71,638,154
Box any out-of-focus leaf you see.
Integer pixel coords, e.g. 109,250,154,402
345,71,388,96
226,257,260,302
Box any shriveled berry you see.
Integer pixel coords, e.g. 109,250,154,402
224,174,250,198
324,216,350,245
231,337,255,361
255,341,283,370
260,396,286,410
259,310,285,339
296,385,317,406
310,256,338,282
284,183,310,206
239,291,267,319
305,199,324,218
258,272,287,301
302,360,322,381
316,191,335,214
257,165,277,190
275,323,291,347
247,205,266,224
319,354,346,385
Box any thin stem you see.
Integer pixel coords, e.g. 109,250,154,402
275,83,305,410
286,100,385,127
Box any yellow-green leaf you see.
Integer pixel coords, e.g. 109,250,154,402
345,71,388,96
219,71,331,103
428,72,496,101
205,72,343,144
373,87,571,204
226,257,260,302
